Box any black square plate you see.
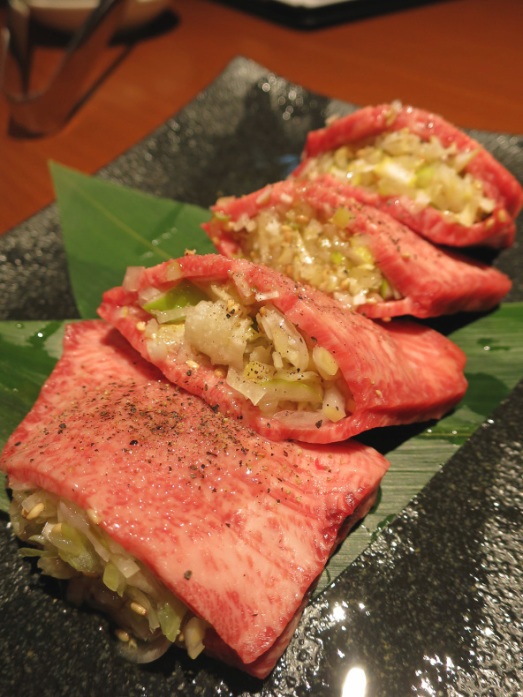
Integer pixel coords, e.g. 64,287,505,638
1,57,522,696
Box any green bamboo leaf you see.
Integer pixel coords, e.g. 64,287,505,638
50,162,215,319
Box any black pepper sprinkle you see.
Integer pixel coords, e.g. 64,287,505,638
130,440,138,446
211,405,219,412
315,420,323,429
184,570,192,580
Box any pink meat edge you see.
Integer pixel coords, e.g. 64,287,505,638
1,320,391,675
203,177,512,318
202,485,380,679
293,104,522,248
98,254,468,444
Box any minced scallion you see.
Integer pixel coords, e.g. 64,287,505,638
212,200,400,309
304,129,495,227
138,278,354,424
9,486,208,662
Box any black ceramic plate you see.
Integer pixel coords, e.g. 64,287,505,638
1,57,522,697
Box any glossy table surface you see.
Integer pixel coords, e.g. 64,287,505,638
0,0,522,236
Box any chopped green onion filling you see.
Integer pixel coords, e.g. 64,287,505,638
10,488,208,660
140,279,353,423
216,199,399,309
307,129,494,226
142,281,209,323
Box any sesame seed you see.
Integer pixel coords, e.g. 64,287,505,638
129,601,147,616
115,629,130,642
25,502,44,520
87,509,101,525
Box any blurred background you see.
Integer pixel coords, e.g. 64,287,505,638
1,0,521,235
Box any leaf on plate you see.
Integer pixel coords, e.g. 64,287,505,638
1,307,522,585
50,162,215,320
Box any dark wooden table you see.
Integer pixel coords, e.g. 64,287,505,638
1,0,522,235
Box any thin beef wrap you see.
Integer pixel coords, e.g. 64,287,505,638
0,321,389,678
293,103,522,248
98,254,468,443
204,177,511,319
